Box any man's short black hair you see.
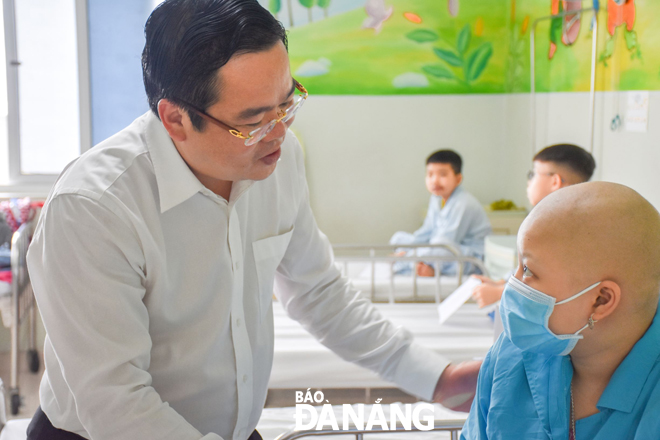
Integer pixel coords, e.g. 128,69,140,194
142,0,288,130
533,144,596,182
426,150,462,174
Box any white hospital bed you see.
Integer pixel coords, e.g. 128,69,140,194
269,301,494,390
269,244,493,391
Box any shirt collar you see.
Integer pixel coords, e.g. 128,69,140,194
442,185,463,207
144,112,209,213
597,303,660,413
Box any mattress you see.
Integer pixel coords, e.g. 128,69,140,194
269,301,494,389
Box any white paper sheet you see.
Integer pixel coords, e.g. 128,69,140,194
437,277,481,325
625,91,649,132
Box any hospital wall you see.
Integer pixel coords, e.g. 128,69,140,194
5,91,656,352
296,91,660,244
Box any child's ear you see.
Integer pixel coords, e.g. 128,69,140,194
550,173,564,191
456,173,463,185
592,281,621,322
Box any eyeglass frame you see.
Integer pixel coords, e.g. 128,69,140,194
176,79,308,146
527,169,564,182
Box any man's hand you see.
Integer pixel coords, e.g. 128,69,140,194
416,262,435,277
433,360,482,412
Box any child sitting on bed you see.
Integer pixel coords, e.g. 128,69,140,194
472,143,596,308
461,182,660,440
389,149,491,277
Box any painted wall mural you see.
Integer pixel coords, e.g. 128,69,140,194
260,0,659,94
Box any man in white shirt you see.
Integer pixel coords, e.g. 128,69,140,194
26,1,480,439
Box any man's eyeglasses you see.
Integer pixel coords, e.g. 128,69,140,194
178,79,308,147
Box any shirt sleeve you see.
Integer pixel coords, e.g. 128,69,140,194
273,147,449,401
410,198,438,244
27,194,223,440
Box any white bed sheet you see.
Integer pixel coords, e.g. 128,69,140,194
269,301,494,389
257,402,467,440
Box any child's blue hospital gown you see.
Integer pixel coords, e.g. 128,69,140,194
390,186,491,274
461,304,660,440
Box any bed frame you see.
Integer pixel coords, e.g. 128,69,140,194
332,244,489,304
8,219,40,416
274,419,464,440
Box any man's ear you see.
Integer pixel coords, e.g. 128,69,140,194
456,173,463,186
158,99,189,142
592,281,621,321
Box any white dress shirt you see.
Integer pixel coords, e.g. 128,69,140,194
27,112,449,440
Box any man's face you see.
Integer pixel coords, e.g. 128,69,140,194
425,163,462,200
526,160,559,206
176,42,295,189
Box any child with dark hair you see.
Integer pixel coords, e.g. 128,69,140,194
527,143,596,206
472,143,596,307
390,149,491,277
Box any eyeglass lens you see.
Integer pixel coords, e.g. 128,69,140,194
244,95,306,146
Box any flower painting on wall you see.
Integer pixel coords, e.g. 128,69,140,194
261,0,660,94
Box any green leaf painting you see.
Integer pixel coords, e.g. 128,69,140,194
422,64,456,79
467,43,493,82
433,48,463,67
406,29,440,44
457,25,471,55
418,23,493,87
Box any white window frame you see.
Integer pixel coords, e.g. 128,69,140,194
0,0,91,197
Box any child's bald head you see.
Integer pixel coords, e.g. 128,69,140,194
520,182,660,320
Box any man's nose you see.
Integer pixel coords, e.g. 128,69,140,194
266,118,287,140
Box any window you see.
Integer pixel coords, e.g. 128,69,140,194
0,0,90,195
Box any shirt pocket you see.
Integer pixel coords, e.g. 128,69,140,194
252,227,294,321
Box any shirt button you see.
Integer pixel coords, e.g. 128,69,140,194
236,318,241,327
243,374,248,383
234,261,240,270
237,429,244,438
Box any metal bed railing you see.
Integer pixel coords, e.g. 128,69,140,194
9,219,40,415
274,419,465,440
332,244,489,304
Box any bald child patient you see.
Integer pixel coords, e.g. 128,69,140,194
461,182,660,439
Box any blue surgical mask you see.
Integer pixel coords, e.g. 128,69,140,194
500,276,601,357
